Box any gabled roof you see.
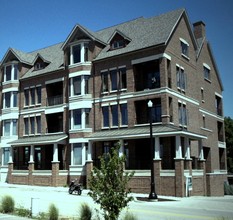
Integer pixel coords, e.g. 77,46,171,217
62,24,106,50
32,53,51,65
107,29,132,44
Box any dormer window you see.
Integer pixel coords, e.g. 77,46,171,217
111,39,125,49
4,63,18,82
69,42,89,66
109,32,130,51
34,62,44,71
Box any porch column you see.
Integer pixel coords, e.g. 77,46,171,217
119,139,124,157
29,145,34,162
86,141,93,189
52,143,59,162
154,137,160,159
175,136,183,159
28,145,35,185
9,147,13,163
198,140,204,160
184,138,192,174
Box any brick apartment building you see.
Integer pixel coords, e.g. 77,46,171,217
0,8,227,197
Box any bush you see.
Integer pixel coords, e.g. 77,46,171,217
15,206,31,217
1,195,15,213
123,212,138,220
79,203,92,220
48,203,59,220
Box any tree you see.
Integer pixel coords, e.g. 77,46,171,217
88,143,134,220
225,116,233,173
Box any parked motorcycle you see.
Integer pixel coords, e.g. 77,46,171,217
68,179,82,195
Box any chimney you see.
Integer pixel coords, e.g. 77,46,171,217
193,21,206,39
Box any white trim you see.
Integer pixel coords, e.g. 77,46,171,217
119,100,127,104
110,102,118,106
118,65,126,69
203,63,211,70
176,63,184,70
100,69,108,73
179,38,189,46
215,92,223,98
101,103,109,107
69,138,89,143
109,67,117,71
2,87,18,93
199,108,224,121
131,53,171,65
69,70,91,78
45,77,64,85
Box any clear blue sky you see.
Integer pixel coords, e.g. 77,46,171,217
0,0,232,118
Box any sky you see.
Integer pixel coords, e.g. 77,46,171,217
0,0,233,118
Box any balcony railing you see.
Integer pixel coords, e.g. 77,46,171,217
47,95,63,106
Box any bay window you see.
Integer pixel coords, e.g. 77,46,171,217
3,91,18,108
70,75,89,96
70,42,89,65
3,119,18,136
70,108,91,130
4,63,18,82
73,143,82,165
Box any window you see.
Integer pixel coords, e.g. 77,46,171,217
110,69,117,91
178,103,188,126
24,89,29,106
180,39,189,57
85,109,90,128
119,67,127,90
4,63,18,82
3,119,17,136
34,62,44,71
215,95,223,116
36,116,41,134
36,87,41,104
120,103,128,126
3,148,10,165
201,88,204,102
30,117,35,134
73,143,82,165
102,71,109,92
204,66,210,80
111,40,125,49
31,87,35,105
13,92,17,107
102,106,109,127
176,66,186,90
70,42,89,65
73,76,81,95
152,103,162,123
4,92,11,108
202,115,206,128
111,105,118,126
73,109,82,129
24,118,29,135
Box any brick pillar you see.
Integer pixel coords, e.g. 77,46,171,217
7,162,14,184
86,161,93,189
199,159,207,196
52,162,59,186
175,159,185,197
28,162,35,185
154,159,161,195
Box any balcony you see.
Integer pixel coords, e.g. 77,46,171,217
47,95,63,106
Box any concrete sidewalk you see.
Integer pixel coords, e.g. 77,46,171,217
0,183,233,219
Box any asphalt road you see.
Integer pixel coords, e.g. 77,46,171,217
0,183,232,220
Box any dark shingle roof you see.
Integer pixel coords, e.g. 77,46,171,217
94,8,184,61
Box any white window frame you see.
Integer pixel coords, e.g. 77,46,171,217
3,119,18,137
71,143,86,165
70,108,90,130
69,41,90,66
3,62,19,83
3,91,18,109
180,38,189,59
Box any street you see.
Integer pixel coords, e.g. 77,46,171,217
0,183,232,219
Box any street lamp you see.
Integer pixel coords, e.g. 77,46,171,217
148,100,158,200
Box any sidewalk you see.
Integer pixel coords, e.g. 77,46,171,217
0,183,233,219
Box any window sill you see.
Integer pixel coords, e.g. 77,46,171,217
204,78,211,83
181,53,190,61
201,127,213,132
69,62,91,68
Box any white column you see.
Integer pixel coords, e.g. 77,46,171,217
81,109,86,129
119,139,124,157
198,140,204,160
87,141,92,161
154,137,160,159
70,47,73,65
175,136,182,159
81,43,85,62
81,75,85,95
53,143,59,162
184,137,191,159
9,147,13,163
29,145,34,162
82,143,86,165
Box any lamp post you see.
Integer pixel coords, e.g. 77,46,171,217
148,100,158,200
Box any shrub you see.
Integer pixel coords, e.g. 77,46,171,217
1,195,15,213
123,212,138,220
224,182,233,195
79,203,92,220
88,143,134,220
15,206,31,217
48,203,59,220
